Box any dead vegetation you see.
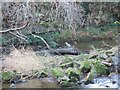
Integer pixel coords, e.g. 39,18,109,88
2,48,45,74
1,47,66,74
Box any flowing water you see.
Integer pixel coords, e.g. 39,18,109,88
85,74,119,88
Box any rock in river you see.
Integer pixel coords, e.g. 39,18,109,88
85,74,119,88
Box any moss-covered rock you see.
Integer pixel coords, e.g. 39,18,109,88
51,68,64,78
80,60,92,73
92,59,109,75
2,71,16,82
66,67,80,77
65,67,80,82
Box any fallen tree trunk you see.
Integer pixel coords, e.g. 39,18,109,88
36,47,80,55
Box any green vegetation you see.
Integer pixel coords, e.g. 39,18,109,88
1,45,118,87
2,71,16,82
51,68,64,78
37,69,48,78
51,24,119,42
66,67,80,78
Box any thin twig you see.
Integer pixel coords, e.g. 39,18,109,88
16,31,27,38
9,31,27,41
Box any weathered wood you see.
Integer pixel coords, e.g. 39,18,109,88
36,47,80,55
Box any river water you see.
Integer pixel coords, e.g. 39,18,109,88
69,39,117,51
2,78,59,88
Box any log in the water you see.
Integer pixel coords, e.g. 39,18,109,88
36,47,80,55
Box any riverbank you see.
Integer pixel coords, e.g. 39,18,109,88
1,44,119,88
52,25,119,43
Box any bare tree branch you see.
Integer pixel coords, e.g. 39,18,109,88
16,31,27,38
9,31,27,41
31,33,51,49
0,22,29,33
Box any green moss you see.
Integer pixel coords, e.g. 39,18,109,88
80,59,92,72
51,68,64,78
60,62,74,68
63,55,74,63
79,58,109,75
75,54,89,61
2,71,15,81
66,67,80,77
92,59,109,75
38,69,48,78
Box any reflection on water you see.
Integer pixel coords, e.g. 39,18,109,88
2,78,59,88
72,39,116,51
